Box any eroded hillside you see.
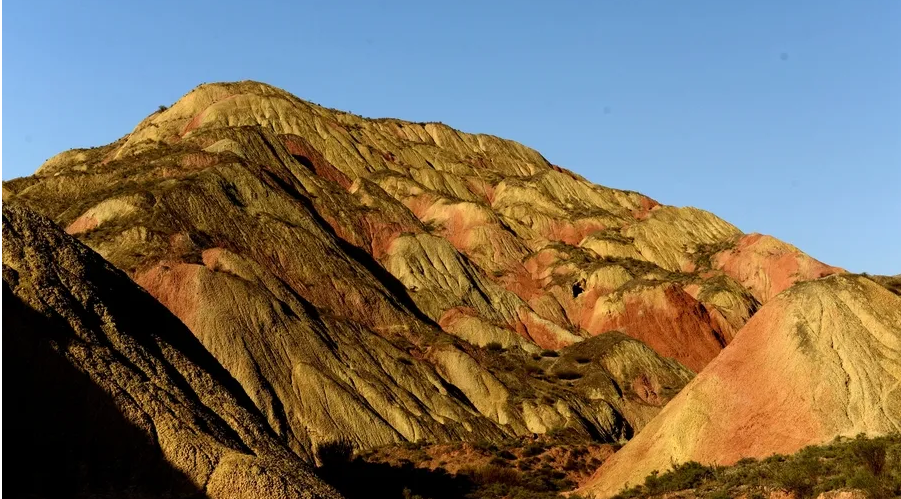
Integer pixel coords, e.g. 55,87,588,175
3,81,845,460
579,274,901,498
3,203,342,499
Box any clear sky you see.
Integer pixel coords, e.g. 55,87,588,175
4,1,899,274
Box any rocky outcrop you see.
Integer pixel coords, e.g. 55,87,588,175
579,274,901,498
2,203,342,499
712,233,845,303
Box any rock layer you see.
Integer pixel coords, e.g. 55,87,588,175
579,274,901,498
1,80,847,456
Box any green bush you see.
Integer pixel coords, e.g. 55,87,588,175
775,457,819,498
612,434,901,499
845,468,880,493
655,461,714,493
852,436,887,476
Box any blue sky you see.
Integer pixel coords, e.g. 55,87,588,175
4,1,899,274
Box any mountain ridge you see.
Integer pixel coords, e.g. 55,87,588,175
4,80,886,499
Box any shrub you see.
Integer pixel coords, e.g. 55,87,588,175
611,435,901,499
524,363,543,375
845,468,886,498
157,105,168,112
523,444,545,457
463,464,521,486
852,436,887,476
563,456,581,471
554,369,584,380
540,350,559,358
485,342,504,352
776,457,819,498
472,440,497,452
402,488,427,499
574,356,592,364
422,220,445,233
644,461,714,495
315,439,355,469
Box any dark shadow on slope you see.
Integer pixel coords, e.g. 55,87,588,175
260,167,442,330
317,454,592,499
318,458,473,499
2,285,207,499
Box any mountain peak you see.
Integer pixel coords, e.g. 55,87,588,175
5,80,887,499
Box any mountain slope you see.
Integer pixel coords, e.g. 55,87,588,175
3,203,342,499
578,274,901,498
2,80,842,456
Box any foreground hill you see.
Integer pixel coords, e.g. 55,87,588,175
3,203,341,498
579,274,901,498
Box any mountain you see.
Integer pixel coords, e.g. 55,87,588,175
3,203,341,498
2,81,872,496
579,273,901,498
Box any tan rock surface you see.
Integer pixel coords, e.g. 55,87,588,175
579,274,901,498
3,80,856,458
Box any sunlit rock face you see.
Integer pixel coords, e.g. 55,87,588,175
579,274,901,498
4,80,848,459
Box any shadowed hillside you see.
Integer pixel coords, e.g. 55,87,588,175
2,203,341,499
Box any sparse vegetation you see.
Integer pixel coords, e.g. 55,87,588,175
540,350,559,358
692,239,737,269
611,433,901,499
865,273,901,297
524,362,543,375
553,369,584,381
325,435,607,499
157,104,168,113
485,342,504,352
315,439,355,468
421,220,445,233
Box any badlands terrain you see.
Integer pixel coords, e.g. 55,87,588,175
3,81,899,498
